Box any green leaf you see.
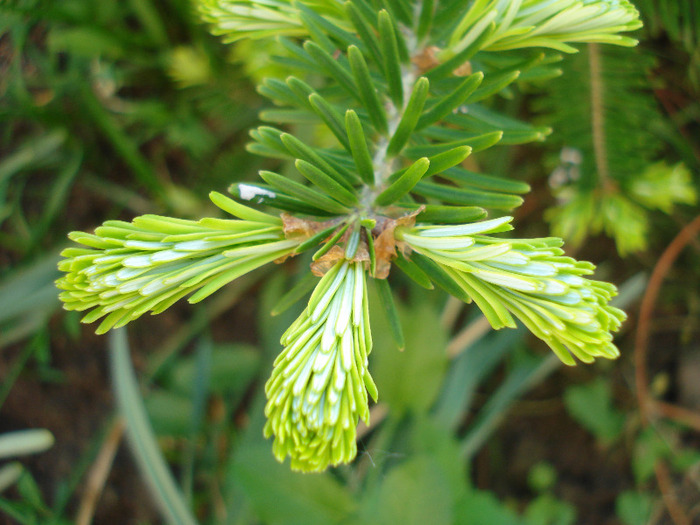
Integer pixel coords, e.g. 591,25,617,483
454,488,524,525
417,72,484,129
616,491,654,525
632,427,669,484
16,471,46,513
48,27,125,59
0,252,61,347
444,105,551,145
169,344,260,396
295,160,359,207
380,0,412,26
631,162,697,212
367,457,454,525
387,77,430,157
373,277,405,350
247,142,292,160
231,442,355,525
378,9,404,106
347,45,388,134
445,269,515,330
371,290,448,414
187,249,297,305
564,377,625,444
344,223,361,257
411,416,466,488
524,494,577,525
345,110,376,184
0,129,66,185
146,390,193,436
374,157,430,206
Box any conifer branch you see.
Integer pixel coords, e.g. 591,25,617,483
57,0,645,472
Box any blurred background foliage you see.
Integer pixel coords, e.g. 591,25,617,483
0,0,698,524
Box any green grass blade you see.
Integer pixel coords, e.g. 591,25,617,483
109,329,198,525
460,355,560,460
0,463,23,493
0,430,54,459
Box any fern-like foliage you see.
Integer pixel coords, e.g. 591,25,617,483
540,42,696,254
635,0,699,87
58,0,641,471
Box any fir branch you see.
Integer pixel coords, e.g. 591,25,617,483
396,218,626,366
541,42,697,253
56,0,646,473
57,193,300,334
264,260,377,472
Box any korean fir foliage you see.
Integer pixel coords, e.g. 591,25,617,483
540,43,696,255
57,192,300,334
58,0,641,471
264,261,377,472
